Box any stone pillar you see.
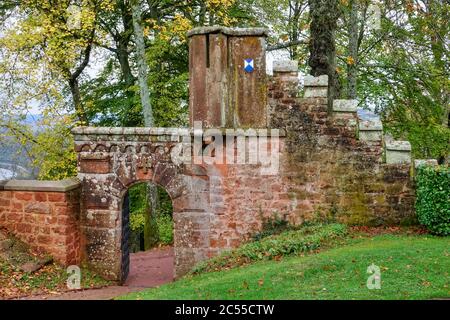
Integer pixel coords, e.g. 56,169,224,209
272,60,299,99
188,26,268,128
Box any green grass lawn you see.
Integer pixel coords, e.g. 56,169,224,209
119,234,449,300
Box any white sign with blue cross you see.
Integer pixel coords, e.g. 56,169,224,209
244,59,254,73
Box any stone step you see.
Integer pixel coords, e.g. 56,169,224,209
304,75,328,98
384,138,412,164
413,159,438,175
414,159,438,168
273,60,298,73
357,115,383,142
332,100,358,128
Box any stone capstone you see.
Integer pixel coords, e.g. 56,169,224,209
273,60,298,73
358,116,383,142
385,140,412,164
187,26,269,37
333,100,358,113
304,75,328,87
414,159,438,168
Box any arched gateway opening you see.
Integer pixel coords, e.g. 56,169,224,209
120,182,174,284
73,127,211,282
71,27,285,283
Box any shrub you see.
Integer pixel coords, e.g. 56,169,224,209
415,165,450,236
130,211,145,233
191,223,347,274
157,214,173,245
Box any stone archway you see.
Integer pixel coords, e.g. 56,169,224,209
73,127,211,281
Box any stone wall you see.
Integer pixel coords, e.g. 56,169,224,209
204,146,290,253
0,179,81,265
268,61,415,226
72,127,285,280
0,26,418,283
73,127,213,280
69,27,416,281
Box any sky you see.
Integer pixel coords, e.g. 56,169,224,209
0,168,13,179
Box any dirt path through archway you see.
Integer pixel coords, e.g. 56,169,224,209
20,246,174,300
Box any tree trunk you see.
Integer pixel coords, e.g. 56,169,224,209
143,188,159,250
68,77,88,125
347,0,358,99
116,39,135,87
131,0,153,127
131,0,158,249
288,1,302,60
117,0,135,87
308,0,341,109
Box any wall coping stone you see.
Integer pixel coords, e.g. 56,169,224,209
414,159,438,168
385,140,412,151
304,75,328,87
358,117,383,131
333,100,358,113
72,127,286,137
187,26,268,37
0,178,80,192
72,127,188,136
273,60,298,73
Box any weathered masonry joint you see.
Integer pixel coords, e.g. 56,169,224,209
0,26,420,282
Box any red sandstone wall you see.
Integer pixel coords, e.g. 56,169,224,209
207,160,290,253
267,69,415,227
0,188,81,265
204,71,416,255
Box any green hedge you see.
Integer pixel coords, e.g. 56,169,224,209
415,165,450,236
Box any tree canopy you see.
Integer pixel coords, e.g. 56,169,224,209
0,0,448,179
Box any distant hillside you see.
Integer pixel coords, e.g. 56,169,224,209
0,114,41,179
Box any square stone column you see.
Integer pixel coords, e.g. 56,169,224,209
188,26,268,129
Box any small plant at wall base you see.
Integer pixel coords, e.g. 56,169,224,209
252,212,293,241
311,205,338,225
192,223,347,274
415,165,450,236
